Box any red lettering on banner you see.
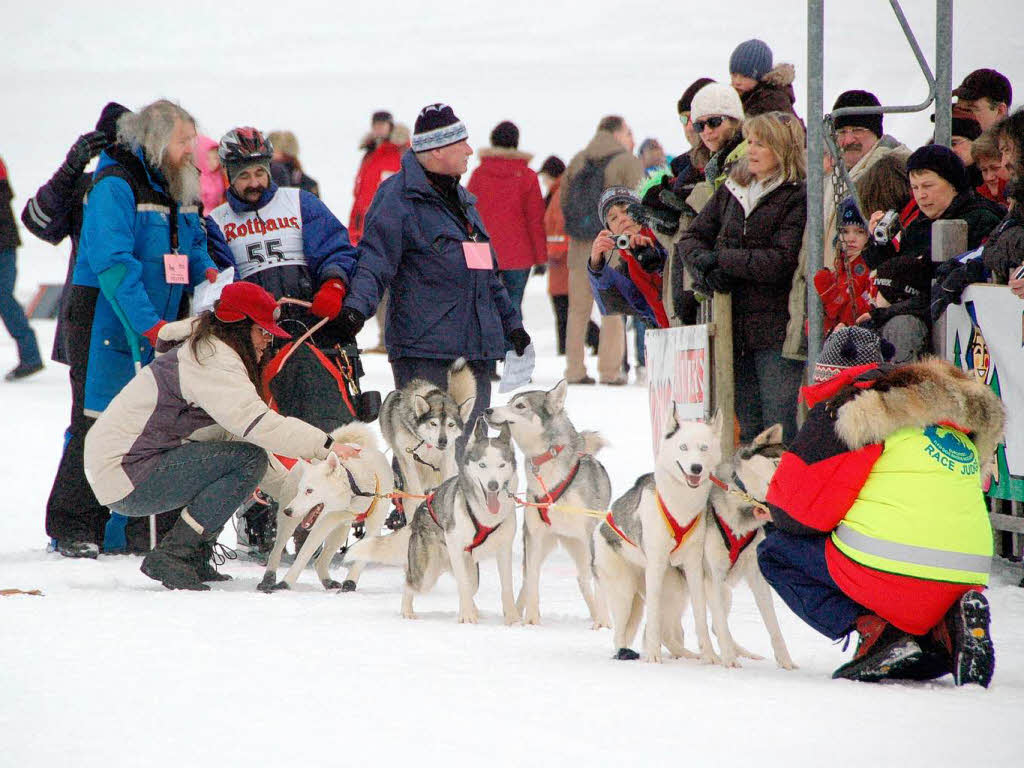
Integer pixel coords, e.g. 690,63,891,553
221,215,301,244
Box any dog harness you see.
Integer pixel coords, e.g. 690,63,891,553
712,512,757,568
529,444,566,471
656,492,700,554
603,513,637,548
424,493,501,553
530,459,581,526
407,439,441,475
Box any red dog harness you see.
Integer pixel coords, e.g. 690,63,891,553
531,459,581,526
425,493,501,553
656,493,699,553
712,513,757,567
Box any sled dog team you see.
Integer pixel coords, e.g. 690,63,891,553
265,359,794,666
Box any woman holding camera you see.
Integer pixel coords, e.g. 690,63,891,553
676,111,807,442
84,281,360,591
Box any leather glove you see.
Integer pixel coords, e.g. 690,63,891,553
334,306,366,341
310,278,348,319
63,131,109,175
509,328,531,356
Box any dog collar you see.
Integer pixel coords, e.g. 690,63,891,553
529,444,566,472
656,492,700,553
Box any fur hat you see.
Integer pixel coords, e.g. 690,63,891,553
691,82,745,123
832,90,884,139
412,103,468,152
813,326,892,383
598,185,640,225
907,144,970,193
490,120,519,149
729,39,773,81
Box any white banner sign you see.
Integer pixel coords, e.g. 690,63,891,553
645,325,710,456
945,284,1024,499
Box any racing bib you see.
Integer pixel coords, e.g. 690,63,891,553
209,187,306,280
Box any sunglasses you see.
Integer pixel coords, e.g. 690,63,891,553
693,115,727,134
678,112,690,127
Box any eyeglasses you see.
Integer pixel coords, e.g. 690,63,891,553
693,115,726,134
257,327,273,340
678,112,690,127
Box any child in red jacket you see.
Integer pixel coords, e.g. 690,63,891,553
814,198,872,333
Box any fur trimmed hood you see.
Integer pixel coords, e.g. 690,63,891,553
478,146,533,162
835,357,1005,459
761,62,795,87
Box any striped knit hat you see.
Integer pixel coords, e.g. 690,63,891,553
412,103,469,152
813,326,892,383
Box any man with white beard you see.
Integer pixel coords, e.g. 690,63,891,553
74,99,217,448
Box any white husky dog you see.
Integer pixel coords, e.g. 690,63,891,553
346,419,520,624
258,422,392,593
593,406,723,663
704,424,796,669
484,380,611,627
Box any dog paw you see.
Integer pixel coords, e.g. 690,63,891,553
401,610,418,620
776,657,799,671
720,654,742,669
643,652,663,664
257,573,277,593
591,618,612,630
265,581,290,592
613,648,640,661
321,579,343,591
699,651,721,665
522,611,541,626
736,645,764,661
340,579,357,592
504,610,521,626
458,614,479,625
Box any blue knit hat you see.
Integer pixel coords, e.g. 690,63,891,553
729,39,773,81
838,197,866,229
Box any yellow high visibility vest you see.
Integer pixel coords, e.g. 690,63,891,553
830,426,992,585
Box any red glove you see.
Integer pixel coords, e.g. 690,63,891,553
143,320,167,346
206,268,219,284
310,279,347,320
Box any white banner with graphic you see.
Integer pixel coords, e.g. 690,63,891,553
645,325,710,456
945,284,1024,500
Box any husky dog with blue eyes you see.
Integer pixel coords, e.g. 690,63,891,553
593,406,722,663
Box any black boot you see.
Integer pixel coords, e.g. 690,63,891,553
192,527,234,582
140,517,210,591
951,590,994,688
832,614,923,682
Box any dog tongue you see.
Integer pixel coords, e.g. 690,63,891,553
486,491,500,515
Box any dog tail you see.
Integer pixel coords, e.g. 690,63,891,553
330,422,380,452
447,357,476,409
580,430,608,455
346,525,411,567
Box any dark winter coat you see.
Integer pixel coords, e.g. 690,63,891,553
0,157,20,252
466,148,547,271
864,192,1004,324
982,205,1023,283
73,145,215,414
766,360,1002,634
739,63,799,118
345,150,523,362
271,159,319,198
676,167,807,355
21,162,94,364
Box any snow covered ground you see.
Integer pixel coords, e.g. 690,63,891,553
3,2,1024,765
2,282,1024,768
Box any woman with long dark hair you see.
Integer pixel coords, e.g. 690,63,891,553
85,281,358,590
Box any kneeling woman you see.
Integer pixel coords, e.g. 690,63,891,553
84,282,358,590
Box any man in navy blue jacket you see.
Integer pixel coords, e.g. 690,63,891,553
337,104,530,437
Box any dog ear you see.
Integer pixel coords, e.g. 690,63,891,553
325,451,340,471
664,401,681,437
458,396,476,425
414,394,431,419
546,379,568,414
473,416,490,444
753,423,784,447
497,421,512,445
709,409,724,436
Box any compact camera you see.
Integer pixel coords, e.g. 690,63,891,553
872,210,901,245
613,233,632,250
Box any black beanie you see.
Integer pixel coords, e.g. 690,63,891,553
490,120,519,149
96,102,130,144
412,103,468,152
832,90,883,138
539,155,565,178
678,77,715,115
907,144,970,193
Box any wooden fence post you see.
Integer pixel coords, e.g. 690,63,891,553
711,293,735,457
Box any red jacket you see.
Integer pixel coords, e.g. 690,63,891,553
544,179,568,296
349,141,403,243
466,148,546,271
813,251,872,333
766,362,998,635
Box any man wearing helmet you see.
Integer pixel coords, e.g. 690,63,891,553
206,127,357,340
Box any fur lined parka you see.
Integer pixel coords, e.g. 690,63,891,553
765,359,1004,634
740,63,799,118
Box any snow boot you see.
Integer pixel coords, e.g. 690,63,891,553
832,614,923,682
192,527,234,582
950,590,994,688
57,540,99,559
140,516,209,591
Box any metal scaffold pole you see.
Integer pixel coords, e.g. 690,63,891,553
806,0,825,375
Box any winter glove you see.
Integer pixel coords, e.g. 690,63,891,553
205,268,219,284
509,328,531,356
142,320,167,347
334,306,366,342
310,278,348,320
532,263,547,277
63,131,109,176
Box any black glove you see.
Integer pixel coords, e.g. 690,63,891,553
691,249,718,273
704,268,734,293
334,306,366,342
532,263,547,277
930,258,986,322
509,328,531,356
63,131,109,176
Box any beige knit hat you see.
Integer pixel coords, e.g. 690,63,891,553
690,82,745,123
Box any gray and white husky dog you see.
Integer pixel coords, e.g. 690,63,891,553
378,359,476,497
592,406,722,663
485,380,611,627
346,419,520,624
704,423,796,669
